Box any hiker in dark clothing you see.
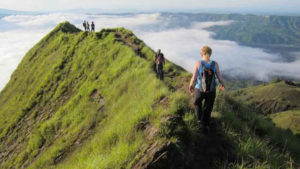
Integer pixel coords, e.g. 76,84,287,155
156,53,165,80
189,46,226,133
153,49,161,71
83,20,87,32
91,21,95,32
155,49,161,60
86,21,90,32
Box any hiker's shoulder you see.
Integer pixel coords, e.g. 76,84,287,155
195,61,201,67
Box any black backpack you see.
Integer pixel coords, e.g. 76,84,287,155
200,61,216,92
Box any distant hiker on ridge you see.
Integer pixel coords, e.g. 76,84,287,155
156,51,165,80
83,20,87,31
189,46,226,133
155,49,161,60
86,21,90,32
91,21,95,32
154,49,161,71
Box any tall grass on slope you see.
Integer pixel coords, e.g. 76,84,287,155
0,22,190,169
214,92,299,168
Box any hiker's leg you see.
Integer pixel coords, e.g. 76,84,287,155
203,91,216,126
194,89,205,122
160,68,163,80
161,65,164,80
156,64,160,77
158,64,163,79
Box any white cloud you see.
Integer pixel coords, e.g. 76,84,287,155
138,21,300,81
0,13,300,91
0,30,46,91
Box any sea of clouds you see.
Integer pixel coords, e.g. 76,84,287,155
0,13,300,91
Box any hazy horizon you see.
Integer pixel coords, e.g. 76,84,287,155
1,7,300,16
1,0,300,16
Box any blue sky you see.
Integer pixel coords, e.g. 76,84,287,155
1,0,300,14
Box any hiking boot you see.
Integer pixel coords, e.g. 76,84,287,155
203,126,209,134
199,124,209,134
197,123,206,132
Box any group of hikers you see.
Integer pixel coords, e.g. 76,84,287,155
156,46,226,133
82,20,95,32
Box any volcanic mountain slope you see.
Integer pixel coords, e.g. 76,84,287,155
227,80,300,135
228,80,300,114
0,22,299,169
0,22,233,169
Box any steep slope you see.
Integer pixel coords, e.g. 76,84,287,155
218,79,300,167
228,80,300,114
226,80,300,137
0,21,299,169
0,22,234,169
0,21,170,168
270,110,300,135
214,92,300,168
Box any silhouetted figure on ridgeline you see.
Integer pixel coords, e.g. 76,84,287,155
86,21,90,32
83,20,87,32
91,21,95,32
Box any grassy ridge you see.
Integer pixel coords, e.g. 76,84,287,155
270,110,300,135
228,80,300,114
0,21,299,169
0,21,188,168
226,79,300,140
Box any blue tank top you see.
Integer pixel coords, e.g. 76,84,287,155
195,60,217,90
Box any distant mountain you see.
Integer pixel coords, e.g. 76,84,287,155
159,13,300,61
228,80,300,114
0,8,38,16
227,79,300,135
208,15,300,54
59,8,140,14
270,110,300,135
44,7,300,16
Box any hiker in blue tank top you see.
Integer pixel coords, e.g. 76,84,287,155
189,46,226,133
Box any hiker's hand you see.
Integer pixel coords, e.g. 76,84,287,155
189,85,194,94
220,85,226,91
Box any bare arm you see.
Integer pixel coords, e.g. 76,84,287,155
189,61,200,87
215,62,225,86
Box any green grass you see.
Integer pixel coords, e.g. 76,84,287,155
214,92,300,168
228,80,300,114
0,22,188,169
0,21,299,169
270,110,300,135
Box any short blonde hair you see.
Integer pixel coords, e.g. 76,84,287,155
201,46,212,57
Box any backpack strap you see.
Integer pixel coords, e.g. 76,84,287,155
211,61,215,72
200,61,205,76
200,61,204,69
209,61,216,91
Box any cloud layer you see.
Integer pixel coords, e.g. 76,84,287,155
0,13,300,91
